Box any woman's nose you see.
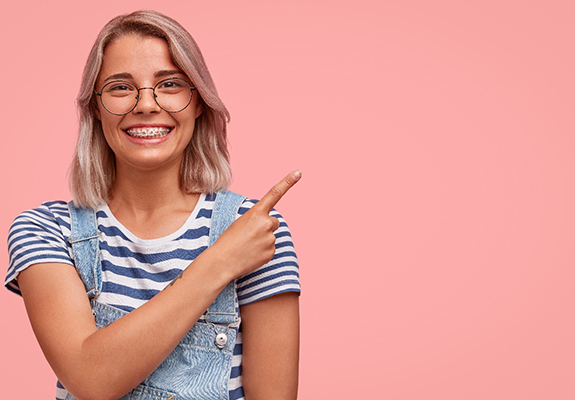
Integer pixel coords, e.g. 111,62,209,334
133,87,161,114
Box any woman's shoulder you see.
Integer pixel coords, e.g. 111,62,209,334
9,200,72,234
6,200,74,296
15,200,69,213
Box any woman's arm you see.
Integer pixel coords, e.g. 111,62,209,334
241,292,300,400
19,248,230,400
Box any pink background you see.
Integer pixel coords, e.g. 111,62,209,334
1,1,574,398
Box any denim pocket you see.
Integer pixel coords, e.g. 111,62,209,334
123,385,177,399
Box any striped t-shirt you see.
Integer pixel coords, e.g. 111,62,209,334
5,193,300,400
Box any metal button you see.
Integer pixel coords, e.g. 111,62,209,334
215,333,228,349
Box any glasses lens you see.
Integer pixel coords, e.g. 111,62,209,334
155,78,193,112
100,81,138,115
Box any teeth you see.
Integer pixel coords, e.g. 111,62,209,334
126,127,171,138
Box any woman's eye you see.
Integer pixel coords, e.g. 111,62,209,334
103,82,136,97
103,82,136,94
159,80,183,89
109,84,132,91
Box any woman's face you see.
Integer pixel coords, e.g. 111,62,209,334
95,34,202,174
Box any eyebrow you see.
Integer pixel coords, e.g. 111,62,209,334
154,70,184,78
103,72,134,81
103,70,184,82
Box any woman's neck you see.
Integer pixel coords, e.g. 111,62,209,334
106,161,200,239
111,163,183,209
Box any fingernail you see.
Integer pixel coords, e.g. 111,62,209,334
292,170,302,180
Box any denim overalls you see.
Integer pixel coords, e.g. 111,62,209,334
65,191,246,400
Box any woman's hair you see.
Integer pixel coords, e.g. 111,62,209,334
70,10,232,208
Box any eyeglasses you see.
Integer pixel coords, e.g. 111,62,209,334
94,77,196,115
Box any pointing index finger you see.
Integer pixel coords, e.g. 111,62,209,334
257,170,302,213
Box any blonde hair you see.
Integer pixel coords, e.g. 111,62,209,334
70,10,232,208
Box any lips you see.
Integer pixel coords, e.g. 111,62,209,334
125,126,172,138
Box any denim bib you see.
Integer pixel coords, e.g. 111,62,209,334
65,191,246,400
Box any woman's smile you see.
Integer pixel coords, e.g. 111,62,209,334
124,126,173,139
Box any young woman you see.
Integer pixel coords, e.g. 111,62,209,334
5,10,300,400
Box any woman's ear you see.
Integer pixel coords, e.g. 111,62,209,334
92,99,101,121
195,101,204,119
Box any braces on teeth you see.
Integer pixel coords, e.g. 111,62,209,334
126,127,171,138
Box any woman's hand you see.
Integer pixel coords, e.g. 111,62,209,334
208,170,302,279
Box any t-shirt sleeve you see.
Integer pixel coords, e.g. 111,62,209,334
235,199,300,306
5,202,74,296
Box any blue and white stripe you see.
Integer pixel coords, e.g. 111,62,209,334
5,193,300,400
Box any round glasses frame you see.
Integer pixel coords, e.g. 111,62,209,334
94,77,196,116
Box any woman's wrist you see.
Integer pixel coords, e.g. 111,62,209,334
193,246,237,290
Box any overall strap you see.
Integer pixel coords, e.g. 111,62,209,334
67,201,102,299
205,190,247,325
